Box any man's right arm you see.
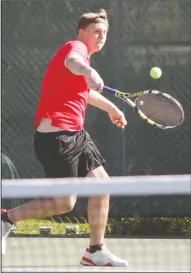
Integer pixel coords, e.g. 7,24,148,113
65,53,104,92
65,53,91,76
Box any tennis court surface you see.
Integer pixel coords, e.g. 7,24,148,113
2,175,191,272
2,237,191,272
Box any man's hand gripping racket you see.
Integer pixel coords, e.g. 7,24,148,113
103,86,184,129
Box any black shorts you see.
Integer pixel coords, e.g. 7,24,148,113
34,130,106,178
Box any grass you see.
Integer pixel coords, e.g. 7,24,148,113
14,219,90,235
13,217,191,237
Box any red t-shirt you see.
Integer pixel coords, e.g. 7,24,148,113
34,40,90,131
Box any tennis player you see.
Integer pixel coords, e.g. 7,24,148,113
2,9,128,266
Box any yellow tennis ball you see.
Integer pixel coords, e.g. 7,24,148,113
150,67,162,79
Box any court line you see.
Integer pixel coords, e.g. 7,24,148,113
2,268,189,273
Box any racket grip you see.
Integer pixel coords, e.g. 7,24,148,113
103,86,118,95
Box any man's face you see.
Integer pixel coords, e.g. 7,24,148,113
79,22,108,54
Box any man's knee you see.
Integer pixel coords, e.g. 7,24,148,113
87,165,110,179
64,199,76,212
53,196,76,213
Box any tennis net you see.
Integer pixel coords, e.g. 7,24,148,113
1,174,191,272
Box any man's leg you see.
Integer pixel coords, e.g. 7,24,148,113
80,165,128,266
86,165,110,246
6,195,77,223
1,195,76,255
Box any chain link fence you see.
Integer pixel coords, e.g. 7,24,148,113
2,0,191,231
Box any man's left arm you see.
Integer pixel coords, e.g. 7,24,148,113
88,90,127,128
88,89,117,112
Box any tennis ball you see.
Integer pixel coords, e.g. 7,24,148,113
150,67,162,79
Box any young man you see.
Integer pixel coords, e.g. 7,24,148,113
1,9,128,266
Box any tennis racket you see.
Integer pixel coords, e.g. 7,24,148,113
103,86,184,129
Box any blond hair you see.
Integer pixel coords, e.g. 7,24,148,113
77,9,109,32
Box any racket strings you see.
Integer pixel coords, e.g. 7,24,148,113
143,104,181,126
136,94,183,126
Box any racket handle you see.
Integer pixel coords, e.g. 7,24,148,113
103,86,118,95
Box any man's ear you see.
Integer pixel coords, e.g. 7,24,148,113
78,28,84,39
